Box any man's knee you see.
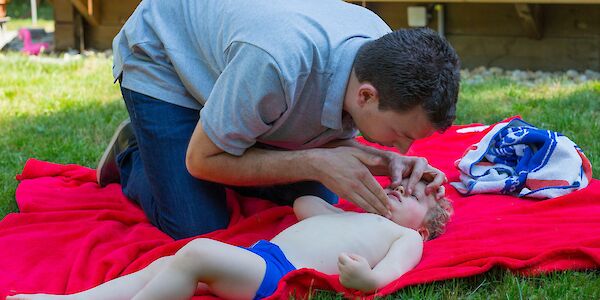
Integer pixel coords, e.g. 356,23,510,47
159,215,229,240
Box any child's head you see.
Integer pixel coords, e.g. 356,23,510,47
385,180,453,241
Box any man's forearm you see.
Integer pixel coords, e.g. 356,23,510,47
326,138,391,157
187,146,321,186
325,139,393,176
187,122,393,215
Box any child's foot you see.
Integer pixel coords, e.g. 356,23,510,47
7,294,70,300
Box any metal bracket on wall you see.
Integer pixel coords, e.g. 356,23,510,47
515,3,544,40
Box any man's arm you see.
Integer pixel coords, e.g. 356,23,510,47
186,122,391,216
293,195,344,221
338,229,423,292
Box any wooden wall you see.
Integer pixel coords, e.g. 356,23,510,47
364,3,600,71
53,0,139,50
53,1,600,70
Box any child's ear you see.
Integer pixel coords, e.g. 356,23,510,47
417,228,430,241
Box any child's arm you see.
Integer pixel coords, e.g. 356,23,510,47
337,229,423,292
293,195,344,220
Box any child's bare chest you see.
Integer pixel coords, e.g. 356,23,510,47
271,213,403,273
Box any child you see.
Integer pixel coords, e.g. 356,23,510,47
8,180,452,300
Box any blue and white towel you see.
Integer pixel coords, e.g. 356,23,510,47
451,118,593,199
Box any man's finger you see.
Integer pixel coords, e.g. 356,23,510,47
421,171,437,183
359,187,391,217
348,192,379,215
361,175,392,213
406,159,427,194
435,185,446,200
354,185,390,217
425,171,446,195
389,165,406,188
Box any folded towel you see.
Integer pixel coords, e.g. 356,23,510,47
451,118,592,198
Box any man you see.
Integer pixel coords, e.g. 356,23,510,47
98,0,461,239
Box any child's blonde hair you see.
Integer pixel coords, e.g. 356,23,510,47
423,196,453,240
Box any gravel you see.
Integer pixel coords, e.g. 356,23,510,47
6,44,600,85
461,66,600,85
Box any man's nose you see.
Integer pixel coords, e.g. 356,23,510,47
394,139,414,154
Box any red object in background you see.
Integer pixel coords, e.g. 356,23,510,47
1,118,599,299
18,28,49,55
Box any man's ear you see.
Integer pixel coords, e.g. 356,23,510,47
357,83,379,108
417,227,430,241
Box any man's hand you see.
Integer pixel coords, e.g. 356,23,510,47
385,152,447,199
322,139,447,201
308,147,391,217
338,253,378,292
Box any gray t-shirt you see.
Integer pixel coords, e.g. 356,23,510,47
113,0,391,156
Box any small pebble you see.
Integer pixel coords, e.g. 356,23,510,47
460,66,598,84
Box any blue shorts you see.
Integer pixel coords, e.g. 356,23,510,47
243,240,296,300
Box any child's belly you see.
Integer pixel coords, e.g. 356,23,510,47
270,213,403,274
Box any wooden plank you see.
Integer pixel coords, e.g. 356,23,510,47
542,4,600,38
448,35,599,70
53,0,74,22
367,2,412,29
515,4,543,39
88,0,101,25
368,3,599,37
54,22,77,50
356,0,600,4
69,0,99,26
95,0,140,26
369,3,521,35
85,24,122,49
444,4,524,36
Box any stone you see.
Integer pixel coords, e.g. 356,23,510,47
566,69,579,78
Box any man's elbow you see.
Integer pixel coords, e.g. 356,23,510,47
185,147,209,180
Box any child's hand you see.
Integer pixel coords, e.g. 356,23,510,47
338,253,377,292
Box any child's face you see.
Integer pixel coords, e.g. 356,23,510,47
385,180,436,230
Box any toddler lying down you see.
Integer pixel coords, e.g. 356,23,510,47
8,180,452,300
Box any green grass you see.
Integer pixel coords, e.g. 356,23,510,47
4,18,54,32
6,0,53,20
312,268,600,299
0,52,599,298
0,53,126,216
4,0,54,31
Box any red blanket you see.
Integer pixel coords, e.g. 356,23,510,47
2,121,600,299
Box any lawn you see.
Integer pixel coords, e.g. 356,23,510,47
0,51,599,299
3,0,54,31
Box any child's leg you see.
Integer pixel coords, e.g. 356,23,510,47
132,238,266,300
6,256,171,300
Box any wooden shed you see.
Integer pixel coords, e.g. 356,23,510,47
52,0,600,70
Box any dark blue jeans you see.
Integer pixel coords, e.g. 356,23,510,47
117,87,337,239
